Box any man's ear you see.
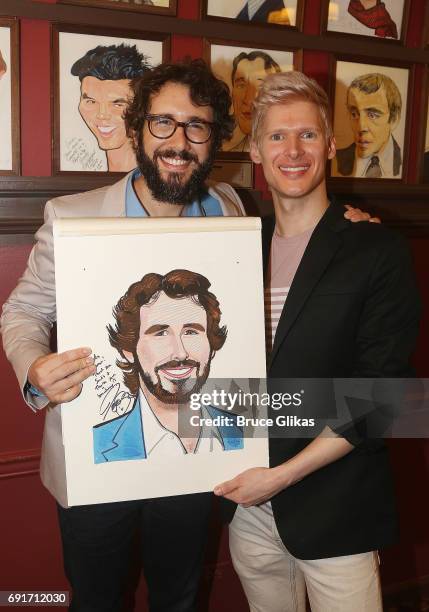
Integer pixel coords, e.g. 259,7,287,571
390,116,400,133
122,350,135,364
250,140,262,164
327,136,336,161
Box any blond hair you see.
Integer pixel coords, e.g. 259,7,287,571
251,71,333,143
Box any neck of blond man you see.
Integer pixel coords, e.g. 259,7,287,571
272,178,330,238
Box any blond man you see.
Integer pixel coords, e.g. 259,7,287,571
215,71,420,611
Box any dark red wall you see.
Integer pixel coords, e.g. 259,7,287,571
2,0,429,608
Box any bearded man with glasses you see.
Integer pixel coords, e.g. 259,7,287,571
0,59,245,612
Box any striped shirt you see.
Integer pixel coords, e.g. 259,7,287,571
265,226,315,352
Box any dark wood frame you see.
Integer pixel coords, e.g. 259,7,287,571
328,54,415,185
0,17,20,176
320,0,410,46
204,37,303,160
201,0,305,32
51,23,170,176
59,0,177,17
416,67,429,183
422,0,429,49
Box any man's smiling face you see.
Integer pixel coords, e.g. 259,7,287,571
131,291,212,404
250,100,336,200
135,81,215,204
78,76,132,151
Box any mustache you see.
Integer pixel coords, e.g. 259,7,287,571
153,149,198,164
155,359,200,373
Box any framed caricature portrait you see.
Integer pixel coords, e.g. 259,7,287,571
52,26,169,175
330,58,411,180
0,17,20,176
205,40,300,156
322,0,409,43
59,0,177,16
202,0,304,30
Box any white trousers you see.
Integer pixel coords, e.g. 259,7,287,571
229,504,383,612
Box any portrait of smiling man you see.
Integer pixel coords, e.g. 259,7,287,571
71,43,150,172
93,268,243,462
333,71,403,178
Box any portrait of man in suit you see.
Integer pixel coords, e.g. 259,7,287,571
236,0,291,24
333,72,403,178
93,268,243,463
71,44,150,172
225,51,281,152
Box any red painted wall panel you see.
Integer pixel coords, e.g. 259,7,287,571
171,35,203,62
20,20,52,176
0,244,45,453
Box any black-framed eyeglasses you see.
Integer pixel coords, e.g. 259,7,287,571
145,114,215,144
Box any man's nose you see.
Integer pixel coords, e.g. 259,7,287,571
357,113,369,132
167,123,191,150
169,334,189,362
283,134,303,158
243,83,256,106
96,103,111,120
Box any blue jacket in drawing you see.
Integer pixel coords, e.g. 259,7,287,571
93,396,244,463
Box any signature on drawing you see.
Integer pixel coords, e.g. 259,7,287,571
94,354,133,421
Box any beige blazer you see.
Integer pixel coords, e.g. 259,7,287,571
1,172,245,409
0,172,245,504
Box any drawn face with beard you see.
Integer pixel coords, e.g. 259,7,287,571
123,291,213,404
135,82,218,204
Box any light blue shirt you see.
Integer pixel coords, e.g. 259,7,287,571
126,168,224,217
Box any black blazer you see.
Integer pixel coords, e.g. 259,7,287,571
223,202,421,560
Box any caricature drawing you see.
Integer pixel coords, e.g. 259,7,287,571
71,44,150,172
93,269,243,463
347,0,398,39
236,0,291,24
225,51,281,152
334,72,403,178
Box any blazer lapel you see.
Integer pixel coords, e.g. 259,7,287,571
102,397,146,461
99,172,132,217
262,214,275,284
268,204,347,370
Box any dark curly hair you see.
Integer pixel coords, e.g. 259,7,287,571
108,269,227,395
124,58,235,151
71,44,150,81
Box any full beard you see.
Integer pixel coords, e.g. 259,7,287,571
136,144,216,205
139,359,211,405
